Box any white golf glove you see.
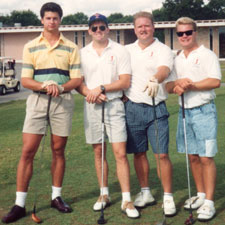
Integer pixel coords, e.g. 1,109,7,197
143,76,159,97
41,80,57,88
41,80,64,93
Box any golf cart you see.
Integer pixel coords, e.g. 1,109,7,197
0,57,20,95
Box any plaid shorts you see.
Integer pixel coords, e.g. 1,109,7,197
125,100,169,154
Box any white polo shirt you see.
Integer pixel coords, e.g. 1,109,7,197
80,39,131,100
125,38,175,105
174,45,221,108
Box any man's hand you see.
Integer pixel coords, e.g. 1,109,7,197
86,86,102,103
143,76,159,97
175,78,193,91
41,80,64,97
173,85,185,96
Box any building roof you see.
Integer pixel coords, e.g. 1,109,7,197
0,19,225,33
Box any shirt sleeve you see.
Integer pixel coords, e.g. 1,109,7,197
204,51,221,80
21,44,34,78
156,45,174,71
117,46,132,76
69,45,81,79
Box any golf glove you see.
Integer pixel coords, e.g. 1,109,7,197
143,76,159,97
41,80,57,88
41,80,64,93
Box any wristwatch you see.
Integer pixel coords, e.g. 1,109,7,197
100,85,105,94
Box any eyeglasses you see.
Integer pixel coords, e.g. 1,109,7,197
176,30,194,37
91,25,106,32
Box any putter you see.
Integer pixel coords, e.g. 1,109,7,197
152,97,167,225
181,94,195,225
31,95,52,224
97,100,107,225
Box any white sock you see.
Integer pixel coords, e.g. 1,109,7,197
164,192,173,200
141,187,150,195
100,187,109,196
15,192,27,208
52,186,62,200
122,192,131,204
204,199,214,207
197,192,206,199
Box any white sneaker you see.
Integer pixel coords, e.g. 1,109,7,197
184,196,204,210
93,195,111,211
162,196,176,216
121,201,139,219
134,191,156,208
197,203,216,221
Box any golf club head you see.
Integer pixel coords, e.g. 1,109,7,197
97,214,106,224
156,220,167,225
184,214,195,225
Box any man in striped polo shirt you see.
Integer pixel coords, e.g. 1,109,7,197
2,2,81,224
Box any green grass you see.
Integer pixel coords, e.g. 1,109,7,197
0,88,225,225
220,61,225,83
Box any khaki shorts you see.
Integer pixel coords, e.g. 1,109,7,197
84,98,127,144
23,92,74,137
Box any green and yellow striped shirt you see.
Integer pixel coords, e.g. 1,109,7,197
22,33,81,85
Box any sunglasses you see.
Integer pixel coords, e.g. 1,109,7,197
176,30,194,37
91,25,106,32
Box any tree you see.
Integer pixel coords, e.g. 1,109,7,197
162,0,205,20
204,0,225,19
153,8,168,21
62,12,88,25
107,13,133,23
9,10,40,26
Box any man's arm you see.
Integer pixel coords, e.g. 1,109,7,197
188,78,220,91
85,74,130,104
154,65,170,83
62,78,82,92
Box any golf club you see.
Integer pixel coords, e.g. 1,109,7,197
181,94,195,225
31,94,52,224
97,99,107,225
152,97,167,225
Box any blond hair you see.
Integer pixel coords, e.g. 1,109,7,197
175,17,197,31
133,11,154,25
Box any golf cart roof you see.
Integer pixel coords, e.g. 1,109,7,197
0,57,15,61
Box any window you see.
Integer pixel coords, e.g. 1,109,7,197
116,30,120,43
219,27,225,58
170,28,173,49
82,31,86,47
209,28,213,50
74,31,78,45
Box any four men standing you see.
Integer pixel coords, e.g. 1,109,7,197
1,2,221,224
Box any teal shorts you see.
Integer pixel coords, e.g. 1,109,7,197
176,102,218,157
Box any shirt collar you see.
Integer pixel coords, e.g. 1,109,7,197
38,32,65,44
87,38,112,52
135,38,158,50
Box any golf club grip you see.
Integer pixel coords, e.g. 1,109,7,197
181,94,185,119
102,102,105,123
46,95,52,121
152,97,157,119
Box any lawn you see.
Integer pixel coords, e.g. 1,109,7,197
0,88,225,225
220,60,225,83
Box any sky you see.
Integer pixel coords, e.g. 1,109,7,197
0,0,164,18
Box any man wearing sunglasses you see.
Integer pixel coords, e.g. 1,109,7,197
171,17,221,222
76,13,139,219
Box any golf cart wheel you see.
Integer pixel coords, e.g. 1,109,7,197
0,85,6,95
14,82,20,92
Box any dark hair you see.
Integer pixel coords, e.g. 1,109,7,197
40,2,63,19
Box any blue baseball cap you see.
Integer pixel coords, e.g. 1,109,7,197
88,13,108,27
